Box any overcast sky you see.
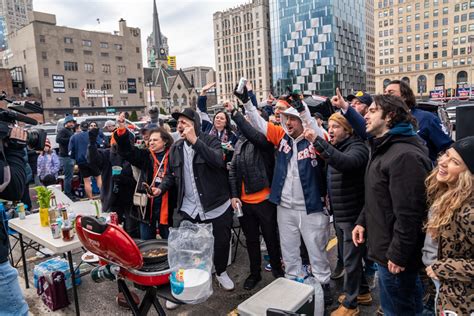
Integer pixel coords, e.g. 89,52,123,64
33,0,248,69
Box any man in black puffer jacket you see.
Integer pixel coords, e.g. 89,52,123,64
304,113,370,315
225,102,284,290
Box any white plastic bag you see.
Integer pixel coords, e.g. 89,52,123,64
168,221,214,304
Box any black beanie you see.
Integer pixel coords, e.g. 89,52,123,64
452,136,474,174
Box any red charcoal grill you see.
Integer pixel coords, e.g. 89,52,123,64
75,215,178,316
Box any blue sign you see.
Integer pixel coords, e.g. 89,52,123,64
127,78,137,94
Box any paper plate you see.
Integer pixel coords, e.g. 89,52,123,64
81,251,99,263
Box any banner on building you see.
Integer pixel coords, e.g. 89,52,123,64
52,75,65,93
168,56,177,70
456,83,472,98
429,86,445,99
127,78,137,94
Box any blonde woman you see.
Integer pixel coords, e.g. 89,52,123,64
425,136,474,315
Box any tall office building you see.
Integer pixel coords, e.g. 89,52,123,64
366,0,376,94
270,0,368,97
375,0,474,98
213,0,272,103
0,0,32,51
5,12,146,120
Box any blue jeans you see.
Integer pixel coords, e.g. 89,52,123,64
139,222,168,240
59,157,74,196
378,265,423,316
0,261,29,316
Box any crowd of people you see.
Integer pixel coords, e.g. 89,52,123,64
1,78,471,315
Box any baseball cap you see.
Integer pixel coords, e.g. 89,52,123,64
347,91,373,106
64,115,75,125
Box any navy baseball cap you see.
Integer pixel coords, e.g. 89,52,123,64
347,91,373,106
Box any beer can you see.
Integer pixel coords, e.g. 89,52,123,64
236,77,247,94
110,212,118,225
17,203,25,220
50,223,61,239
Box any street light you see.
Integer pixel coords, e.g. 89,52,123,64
147,81,153,108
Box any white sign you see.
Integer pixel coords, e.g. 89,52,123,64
84,89,113,98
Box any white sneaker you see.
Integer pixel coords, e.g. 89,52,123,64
216,271,235,291
165,300,179,310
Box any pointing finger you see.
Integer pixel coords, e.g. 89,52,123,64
336,87,342,99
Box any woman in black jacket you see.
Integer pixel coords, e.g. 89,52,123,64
114,125,175,240
225,103,284,290
87,128,139,238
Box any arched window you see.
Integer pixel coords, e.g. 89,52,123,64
383,78,391,89
457,71,468,83
181,94,188,107
435,73,445,86
417,75,427,93
401,77,410,85
173,94,179,106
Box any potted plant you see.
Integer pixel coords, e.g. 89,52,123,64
35,186,52,227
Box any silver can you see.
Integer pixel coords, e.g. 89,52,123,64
235,203,244,217
236,77,247,94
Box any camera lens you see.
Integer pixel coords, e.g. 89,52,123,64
26,128,47,151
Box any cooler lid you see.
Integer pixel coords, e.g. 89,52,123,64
75,215,143,269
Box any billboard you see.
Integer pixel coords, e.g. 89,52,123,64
127,78,137,94
52,75,65,93
0,17,7,51
456,83,472,98
167,56,176,70
429,86,445,99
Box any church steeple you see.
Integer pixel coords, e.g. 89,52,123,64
152,0,168,67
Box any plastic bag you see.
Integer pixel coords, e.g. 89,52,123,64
168,221,214,304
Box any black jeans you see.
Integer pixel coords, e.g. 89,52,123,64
335,221,369,309
240,200,282,276
181,207,233,275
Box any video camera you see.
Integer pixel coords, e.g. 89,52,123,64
0,91,47,151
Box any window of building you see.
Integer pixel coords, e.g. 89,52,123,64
442,29,448,36
469,24,474,31
442,60,447,67
460,47,466,54
102,80,112,90
461,25,467,32
415,23,420,30
115,44,123,50
442,17,448,25
433,51,438,58
407,35,412,42
407,15,412,22
100,52,109,57
100,42,108,48
424,63,429,69
416,64,421,70
136,47,140,53
415,54,420,61
64,37,73,44
424,32,429,39
69,97,80,108
64,48,74,53
407,4,412,12
454,15,460,23
433,31,438,38
102,64,111,73
117,65,126,74
424,11,429,18
119,81,127,90
433,20,439,27
460,36,467,44
433,9,439,16
84,63,94,73
415,34,420,41
116,56,123,61
86,80,95,89
41,51,47,60
453,48,458,55
43,68,49,77
45,89,51,97
64,61,78,71
68,79,78,89
82,39,92,47
442,7,448,14
39,35,45,43
424,22,429,29
137,63,141,70
84,50,93,55
424,53,429,59
415,13,420,20
407,45,412,52
399,56,404,63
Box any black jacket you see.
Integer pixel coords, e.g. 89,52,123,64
315,135,368,223
229,111,275,198
56,127,74,157
0,146,27,263
159,111,230,219
356,134,432,271
87,142,135,214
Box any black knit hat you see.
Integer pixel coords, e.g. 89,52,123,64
452,136,474,173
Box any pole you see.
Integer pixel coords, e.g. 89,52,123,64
148,83,152,108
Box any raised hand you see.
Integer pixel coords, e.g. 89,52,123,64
233,84,249,103
303,128,317,143
331,88,349,110
200,82,216,96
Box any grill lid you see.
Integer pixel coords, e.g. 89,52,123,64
75,215,143,269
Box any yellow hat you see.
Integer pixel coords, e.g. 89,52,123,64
329,113,353,134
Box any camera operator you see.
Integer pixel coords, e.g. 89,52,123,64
0,126,30,315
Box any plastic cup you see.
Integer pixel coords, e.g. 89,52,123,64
112,166,122,176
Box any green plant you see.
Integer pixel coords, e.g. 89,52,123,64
35,186,52,209
129,110,138,121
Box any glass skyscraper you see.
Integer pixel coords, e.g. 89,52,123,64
270,0,367,97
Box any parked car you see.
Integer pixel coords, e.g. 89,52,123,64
415,101,453,138
445,99,474,130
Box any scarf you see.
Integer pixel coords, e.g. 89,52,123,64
149,149,169,225
209,126,229,143
388,122,417,136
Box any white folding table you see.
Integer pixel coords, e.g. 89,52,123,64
9,200,98,316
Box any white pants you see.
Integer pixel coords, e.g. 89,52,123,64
277,206,331,284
